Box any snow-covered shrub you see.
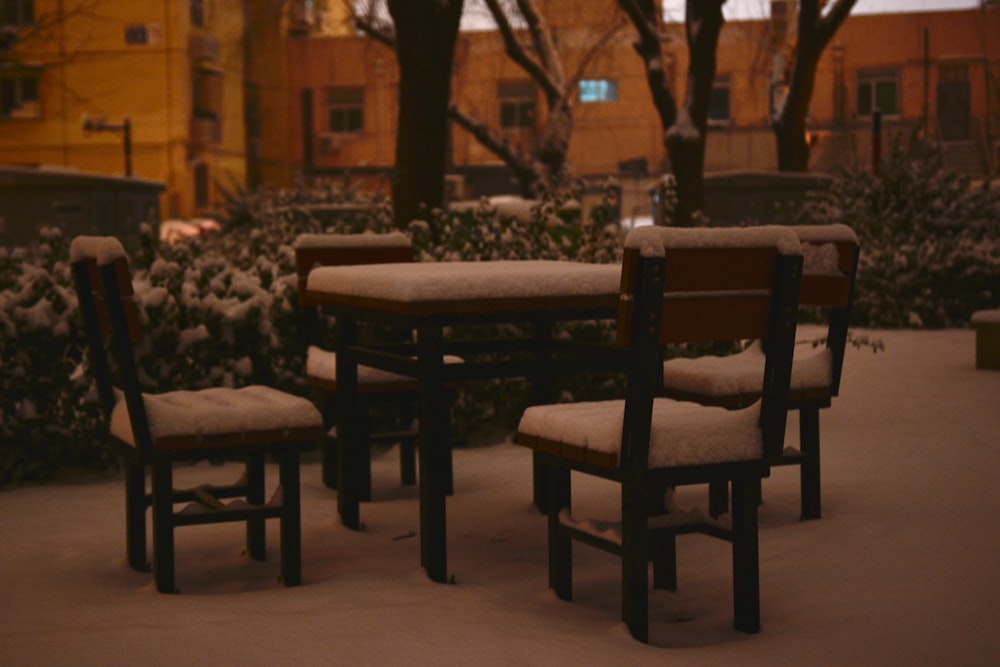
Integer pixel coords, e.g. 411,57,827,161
1,181,624,485
791,141,1000,328
0,229,109,484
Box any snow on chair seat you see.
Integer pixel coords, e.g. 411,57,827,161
519,398,763,470
661,340,834,409
110,385,325,451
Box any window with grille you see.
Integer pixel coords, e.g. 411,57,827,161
579,79,617,103
1,69,40,119
194,163,209,209
325,87,364,133
708,74,731,123
857,69,899,117
192,68,222,119
498,80,535,129
1,0,34,28
190,0,204,27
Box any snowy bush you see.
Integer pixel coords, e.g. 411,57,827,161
791,142,1000,328
1,182,623,485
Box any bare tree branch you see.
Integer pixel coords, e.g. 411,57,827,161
348,0,397,46
482,0,562,101
618,0,677,129
448,103,533,173
514,0,565,93
774,0,858,170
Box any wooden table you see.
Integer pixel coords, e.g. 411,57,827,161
306,260,623,583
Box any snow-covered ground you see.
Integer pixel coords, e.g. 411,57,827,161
2,328,999,665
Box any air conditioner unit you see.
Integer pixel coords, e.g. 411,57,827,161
444,174,465,201
191,117,221,145
189,34,220,63
318,133,343,154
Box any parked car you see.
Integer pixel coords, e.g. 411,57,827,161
159,218,221,244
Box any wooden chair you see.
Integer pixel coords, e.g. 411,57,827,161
517,225,803,642
661,224,859,520
70,236,323,593
295,232,426,499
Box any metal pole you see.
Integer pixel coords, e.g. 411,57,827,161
872,108,882,175
123,117,132,177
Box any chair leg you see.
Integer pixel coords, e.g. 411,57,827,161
358,407,373,502
731,475,761,633
547,464,572,601
621,484,649,643
799,407,822,520
151,462,176,594
246,453,266,561
321,393,338,490
125,462,148,571
278,450,302,587
321,436,339,490
399,439,416,486
533,452,549,514
708,480,729,518
651,530,677,591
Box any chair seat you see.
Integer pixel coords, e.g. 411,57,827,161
306,346,464,393
518,398,762,469
662,341,833,407
110,385,323,451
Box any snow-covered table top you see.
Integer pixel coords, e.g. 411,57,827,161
306,260,622,317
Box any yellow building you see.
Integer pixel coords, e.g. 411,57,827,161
1,0,259,220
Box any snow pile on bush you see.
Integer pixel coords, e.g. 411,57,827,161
792,142,1000,328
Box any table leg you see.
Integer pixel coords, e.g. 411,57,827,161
336,317,362,530
417,325,449,583
531,319,555,512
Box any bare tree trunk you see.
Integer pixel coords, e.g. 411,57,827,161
387,0,463,229
773,0,857,172
670,0,724,224
620,0,724,226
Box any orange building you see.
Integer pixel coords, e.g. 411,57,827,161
286,2,999,199
4,1,995,224
0,0,348,223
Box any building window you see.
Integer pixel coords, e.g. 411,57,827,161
857,69,898,117
192,68,222,119
325,87,363,133
708,74,730,123
190,0,204,27
498,80,535,129
1,0,34,27
193,163,209,209
579,79,617,103
1,69,40,119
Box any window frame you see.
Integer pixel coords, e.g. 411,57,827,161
578,79,618,104
1,0,34,28
498,80,536,130
190,0,204,28
856,69,900,118
325,86,364,134
191,67,222,121
1,67,41,120
707,74,731,125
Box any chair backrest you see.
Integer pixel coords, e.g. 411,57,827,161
293,232,413,346
70,236,155,453
617,226,803,468
791,224,860,396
